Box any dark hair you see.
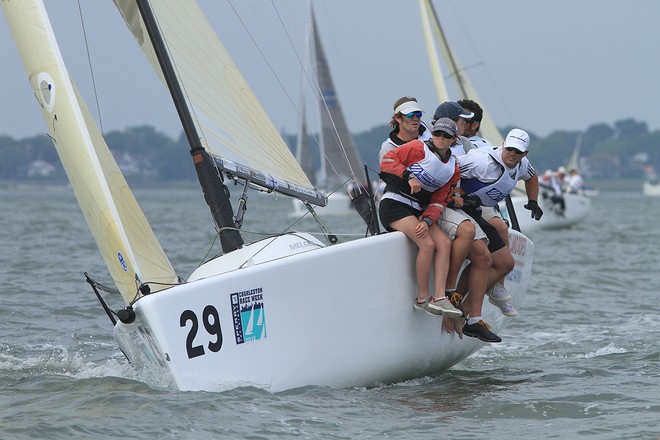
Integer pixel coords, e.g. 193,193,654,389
390,96,418,129
457,99,483,123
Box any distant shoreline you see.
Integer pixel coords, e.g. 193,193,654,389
0,178,646,193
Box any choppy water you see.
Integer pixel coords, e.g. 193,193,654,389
1,186,658,439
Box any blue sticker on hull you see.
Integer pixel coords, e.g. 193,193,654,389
231,288,266,345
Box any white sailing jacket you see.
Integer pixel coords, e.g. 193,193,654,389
459,147,535,207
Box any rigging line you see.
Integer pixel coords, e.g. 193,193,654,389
225,0,303,134
229,0,354,188
304,18,360,186
442,61,485,81
309,3,361,182
76,0,104,134
442,0,515,124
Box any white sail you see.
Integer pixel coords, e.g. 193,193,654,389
113,0,320,202
2,0,178,304
566,134,582,172
418,0,503,146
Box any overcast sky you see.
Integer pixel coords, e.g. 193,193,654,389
2,0,660,143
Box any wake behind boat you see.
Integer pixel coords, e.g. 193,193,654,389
3,0,533,392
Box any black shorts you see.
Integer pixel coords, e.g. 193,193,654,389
474,214,506,253
379,198,423,232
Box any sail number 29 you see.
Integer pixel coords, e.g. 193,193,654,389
180,305,223,359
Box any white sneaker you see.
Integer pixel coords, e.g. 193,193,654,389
426,297,463,318
487,283,512,302
488,297,518,317
413,296,431,312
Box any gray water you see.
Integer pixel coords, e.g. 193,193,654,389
1,186,658,439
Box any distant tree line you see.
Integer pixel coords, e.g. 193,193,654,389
1,118,657,185
0,126,195,184
299,117,660,182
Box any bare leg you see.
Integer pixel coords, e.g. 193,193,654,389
488,246,514,290
429,225,451,299
446,221,475,291
464,239,492,319
443,239,490,336
389,216,435,301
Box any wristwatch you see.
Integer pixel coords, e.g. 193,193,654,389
422,217,433,226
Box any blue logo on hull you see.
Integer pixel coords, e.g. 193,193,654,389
231,287,266,345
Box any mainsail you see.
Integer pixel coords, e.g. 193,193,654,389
2,0,178,304
113,0,325,205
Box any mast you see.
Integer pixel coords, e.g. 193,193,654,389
135,0,243,253
426,1,468,97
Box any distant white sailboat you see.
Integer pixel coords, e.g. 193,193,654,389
506,136,591,232
4,0,533,392
419,0,591,232
292,3,367,217
643,179,660,196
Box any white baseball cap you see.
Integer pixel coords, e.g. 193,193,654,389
503,128,530,152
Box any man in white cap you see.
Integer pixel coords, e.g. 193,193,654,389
451,129,542,333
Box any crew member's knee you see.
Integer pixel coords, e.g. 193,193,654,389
457,221,476,240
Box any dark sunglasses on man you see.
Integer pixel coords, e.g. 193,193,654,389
504,147,525,155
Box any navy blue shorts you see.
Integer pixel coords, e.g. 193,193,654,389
379,198,422,232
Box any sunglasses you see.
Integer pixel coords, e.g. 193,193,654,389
402,111,423,119
433,131,454,139
505,147,525,155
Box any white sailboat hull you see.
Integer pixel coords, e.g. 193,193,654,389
114,230,533,392
643,181,660,196
501,193,591,232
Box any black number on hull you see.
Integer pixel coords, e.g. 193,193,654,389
203,305,223,352
180,309,204,358
180,306,223,359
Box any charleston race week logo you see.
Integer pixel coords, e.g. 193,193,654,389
231,287,266,344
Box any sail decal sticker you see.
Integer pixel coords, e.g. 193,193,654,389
231,287,266,345
117,252,128,271
36,72,56,113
